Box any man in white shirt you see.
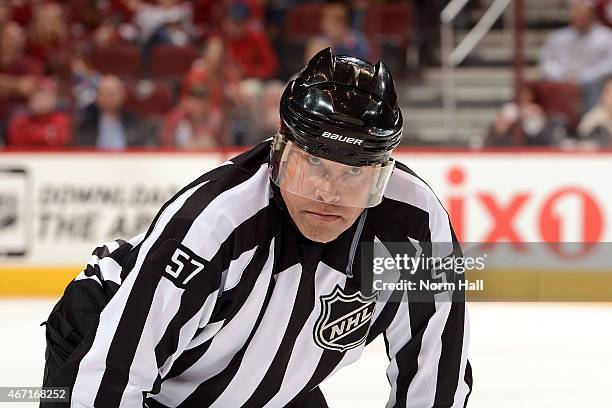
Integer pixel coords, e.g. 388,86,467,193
578,76,612,144
539,0,612,111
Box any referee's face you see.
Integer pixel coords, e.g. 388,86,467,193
280,151,366,242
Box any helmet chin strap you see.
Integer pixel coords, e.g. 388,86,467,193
346,209,368,278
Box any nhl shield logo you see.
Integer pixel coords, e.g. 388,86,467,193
314,285,377,352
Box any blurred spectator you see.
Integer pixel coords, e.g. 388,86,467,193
227,78,263,145
596,0,612,27
186,36,258,145
26,3,71,76
108,0,138,23
188,32,265,145
223,1,278,79
257,80,284,140
69,0,104,30
485,86,566,146
227,78,284,145
191,0,265,37
10,0,38,27
193,0,221,30
262,0,292,39
6,78,71,147
0,22,42,76
133,0,193,60
319,1,370,61
188,35,226,83
0,21,43,142
133,0,192,43
578,76,612,145
539,1,612,112
0,1,9,26
71,52,101,110
92,19,129,48
349,0,368,31
304,37,332,64
184,36,230,108
244,0,266,23
75,75,158,149
162,80,224,148
0,21,42,85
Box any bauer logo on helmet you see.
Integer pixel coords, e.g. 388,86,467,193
321,131,363,145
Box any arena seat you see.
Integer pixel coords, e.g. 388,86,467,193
125,80,175,117
364,3,412,74
532,81,582,131
364,3,412,47
150,46,200,78
90,45,141,77
285,3,325,40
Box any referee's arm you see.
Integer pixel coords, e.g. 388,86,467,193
69,228,220,407
383,204,472,407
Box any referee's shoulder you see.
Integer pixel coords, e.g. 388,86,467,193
143,142,271,258
167,141,271,215
385,161,445,212
385,161,456,243
116,142,272,289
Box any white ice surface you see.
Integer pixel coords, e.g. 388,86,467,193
1,299,611,407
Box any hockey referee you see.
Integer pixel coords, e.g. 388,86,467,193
41,48,472,407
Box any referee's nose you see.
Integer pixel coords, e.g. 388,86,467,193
314,178,341,205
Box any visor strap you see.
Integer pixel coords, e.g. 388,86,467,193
346,209,368,278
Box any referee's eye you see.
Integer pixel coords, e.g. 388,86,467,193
345,166,362,176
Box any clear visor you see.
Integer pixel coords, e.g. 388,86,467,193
271,138,395,208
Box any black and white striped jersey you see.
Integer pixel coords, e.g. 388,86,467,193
48,142,472,408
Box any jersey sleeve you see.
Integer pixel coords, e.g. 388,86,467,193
69,239,219,407
64,184,222,407
383,197,473,408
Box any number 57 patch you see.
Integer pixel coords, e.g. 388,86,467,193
158,240,208,289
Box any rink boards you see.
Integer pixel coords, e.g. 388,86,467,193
1,149,611,300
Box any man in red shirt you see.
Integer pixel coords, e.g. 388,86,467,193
25,2,71,76
6,79,71,148
596,0,612,27
223,1,278,80
0,21,43,142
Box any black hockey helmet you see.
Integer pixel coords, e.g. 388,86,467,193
270,48,403,208
276,47,403,166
